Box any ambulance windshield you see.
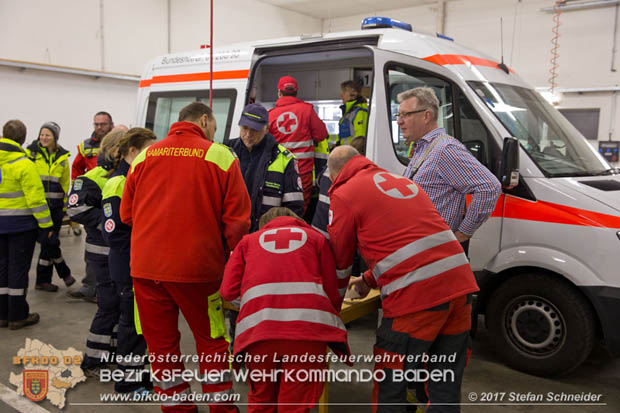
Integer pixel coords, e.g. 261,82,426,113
469,81,612,177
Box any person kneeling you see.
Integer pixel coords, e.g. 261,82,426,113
220,207,349,413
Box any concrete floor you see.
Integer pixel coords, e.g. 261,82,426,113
2,228,619,412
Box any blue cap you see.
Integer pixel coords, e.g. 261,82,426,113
238,103,269,131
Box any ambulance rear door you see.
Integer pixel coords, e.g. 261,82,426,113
370,48,505,271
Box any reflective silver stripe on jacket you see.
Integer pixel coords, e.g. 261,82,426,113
315,152,328,159
40,175,61,183
380,253,469,299
318,194,330,204
117,358,144,367
337,266,352,280
0,191,24,199
241,282,329,307
38,259,52,266
85,243,110,255
67,205,93,216
372,230,457,281
290,152,314,159
36,215,52,225
52,257,65,264
7,156,27,164
0,205,48,216
311,225,329,239
282,192,304,203
45,192,65,199
281,140,313,149
87,332,111,344
236,308,345,338
262,196,281,207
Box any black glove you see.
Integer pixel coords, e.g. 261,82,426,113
38,229,53,245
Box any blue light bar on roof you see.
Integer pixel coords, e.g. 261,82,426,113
361,17,412,32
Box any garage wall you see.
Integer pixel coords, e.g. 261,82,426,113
0,0,321,159
323,0,620,160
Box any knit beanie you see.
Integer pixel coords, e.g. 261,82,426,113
40,121,60,141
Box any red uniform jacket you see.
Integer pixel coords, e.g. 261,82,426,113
327,156,479,318
71,136,100,179
120,121,251,283
268,96,328,175
221,216,349,356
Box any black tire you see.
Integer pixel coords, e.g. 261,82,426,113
486,273,595,376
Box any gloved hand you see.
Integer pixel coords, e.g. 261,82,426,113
38,229,53,245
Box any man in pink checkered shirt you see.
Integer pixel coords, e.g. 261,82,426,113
399,87,501,254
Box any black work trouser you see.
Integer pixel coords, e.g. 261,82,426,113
0,229,37,322
81,255,119,370
36,207,71,284
109,249,150,392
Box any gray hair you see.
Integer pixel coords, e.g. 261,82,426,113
397,87,439,121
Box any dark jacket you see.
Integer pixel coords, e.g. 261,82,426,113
228,134,304,232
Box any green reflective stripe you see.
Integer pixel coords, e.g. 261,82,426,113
7,156,27,164
130,148,148,172
0,191,25,199
102,175,126,199
40,175,61,183
244,112,262,119
204,143,235,172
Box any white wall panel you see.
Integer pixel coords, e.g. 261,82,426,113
0,66,137,161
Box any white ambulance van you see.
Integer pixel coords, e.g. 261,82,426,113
135,17,620,376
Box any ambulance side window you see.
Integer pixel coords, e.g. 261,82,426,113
145,89,237,144
456,91,496,170
385,65,455,166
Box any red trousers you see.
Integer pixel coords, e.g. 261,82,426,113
300,172,313,213
133,278,236,413
245,340,326,413
372,294,473,413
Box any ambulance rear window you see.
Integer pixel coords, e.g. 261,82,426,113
145,89,237,144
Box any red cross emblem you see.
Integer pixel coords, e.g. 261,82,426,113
259,227,307,254
373,172,419,199
104,218,116,233
276,112,298,135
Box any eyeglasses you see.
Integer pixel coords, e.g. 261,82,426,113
394,108,427,120
93,122,110,127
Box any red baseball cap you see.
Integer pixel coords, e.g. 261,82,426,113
278,76,298,92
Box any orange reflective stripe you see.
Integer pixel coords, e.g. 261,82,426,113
139,69,250,87
423,54,515,73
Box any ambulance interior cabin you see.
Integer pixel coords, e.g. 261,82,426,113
251,47,373,151
251,46,497,170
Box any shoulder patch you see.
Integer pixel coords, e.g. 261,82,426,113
73,179,83,190
103,203,113,218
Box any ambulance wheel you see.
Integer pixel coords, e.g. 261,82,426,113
486,273,595,376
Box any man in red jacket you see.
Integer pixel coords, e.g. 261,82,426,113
221,207,348,413
71,111,114,179
269,76,328,213
120,102,251,413
327,146,479,413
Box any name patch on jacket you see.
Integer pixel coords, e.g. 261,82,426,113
148,147,205,158
265,181,281,190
